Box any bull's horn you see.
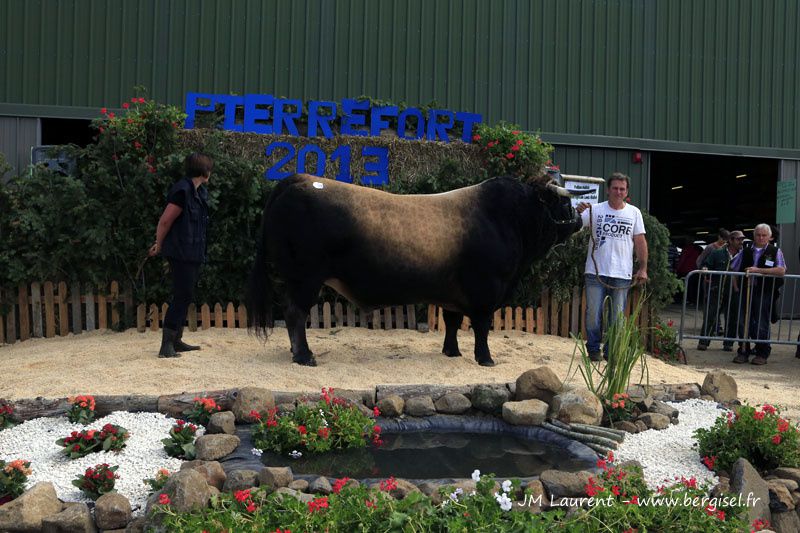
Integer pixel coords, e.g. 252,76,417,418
566,188,594,196
546,183,571,197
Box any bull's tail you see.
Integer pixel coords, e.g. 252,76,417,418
246,195,277,339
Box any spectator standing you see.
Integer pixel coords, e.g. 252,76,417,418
697,230,744,351
695,228,730,268
731,224,785,365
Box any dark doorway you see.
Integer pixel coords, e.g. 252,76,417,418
40,118,94,147
649,152,779,243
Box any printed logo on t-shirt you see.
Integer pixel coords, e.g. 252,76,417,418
594,213,634,247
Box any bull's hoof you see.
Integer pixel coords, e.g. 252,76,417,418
292,354,317,366
442,347,462,357
476,358,495,367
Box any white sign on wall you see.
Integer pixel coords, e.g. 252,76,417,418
562,174,605,208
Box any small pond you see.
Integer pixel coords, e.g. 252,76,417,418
222,414,598,481
260,429,592,479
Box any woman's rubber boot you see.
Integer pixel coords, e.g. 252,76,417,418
158,328,181,358
174,327,201,352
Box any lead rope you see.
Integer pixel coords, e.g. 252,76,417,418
587,203,640,291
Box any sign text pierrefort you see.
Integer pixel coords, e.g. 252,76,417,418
183,93,482,184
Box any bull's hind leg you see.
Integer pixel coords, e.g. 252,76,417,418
284,280,322,366
470,313,495,367
441,310,464,357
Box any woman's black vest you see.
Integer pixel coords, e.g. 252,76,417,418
161,177,209,263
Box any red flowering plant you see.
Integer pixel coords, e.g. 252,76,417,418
0,459,32,503
0,402,15,430
251,387,381,456
695,403,800,473
144,468,171,494
602,392,638,423
162,419,198,460
185,396,222,427
66,395,96,425
572,453,747,531
651,318,684,362
72,463,118,500
472,121,553,180
56,423,130,459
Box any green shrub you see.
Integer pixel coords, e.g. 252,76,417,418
695,403,800,473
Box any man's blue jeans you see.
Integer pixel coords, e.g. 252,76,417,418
584,274,630,355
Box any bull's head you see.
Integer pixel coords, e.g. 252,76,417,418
544,180,591,238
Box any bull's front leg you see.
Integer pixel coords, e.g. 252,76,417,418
470,313,495,367
441,309,464,357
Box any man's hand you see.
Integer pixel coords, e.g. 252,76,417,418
634,268,649,285
575,202,591,215
148,242,160,257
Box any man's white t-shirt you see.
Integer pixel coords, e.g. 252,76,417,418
582,201,646,280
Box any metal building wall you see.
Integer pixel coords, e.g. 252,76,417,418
0,117,39,180
2,0,800,152
552,145,650,209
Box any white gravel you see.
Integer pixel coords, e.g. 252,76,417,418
615,398,726,490
0,411,200,515
0,399,727,513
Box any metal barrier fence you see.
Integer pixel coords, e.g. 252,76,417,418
679,270,800,351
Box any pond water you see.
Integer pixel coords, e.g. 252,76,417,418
259,428,594,479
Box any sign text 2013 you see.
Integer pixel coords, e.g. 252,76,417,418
184,93,482,184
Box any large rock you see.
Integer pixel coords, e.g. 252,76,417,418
376,395,404,417
539,470,593,499
471,385,510,415
222,469,259,492
159,469,213,513
194,434,240,460
404,396,436,417
368,478,421,500
94,492,131,530
767,480,795,513
207,411,236,434
730,458,771,525
549,389,603,425
647,400,679,419
232,387,275,423
258,466,293,490
502,399,548,426
434,392,471,414
180,460,227,490
770,467,800,486
308,477,333,495
637,412,671,430
515,367,563,403
701,371,737,402
41,503,96,533
0,482,64,532
771,509,800,533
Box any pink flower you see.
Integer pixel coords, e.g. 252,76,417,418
505,153,514,159
772,434,782,445
122,102,130,109
158,493,171,505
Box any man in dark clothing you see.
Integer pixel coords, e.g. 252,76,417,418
730,224,786,365
148,153,213,358
697,230,743,351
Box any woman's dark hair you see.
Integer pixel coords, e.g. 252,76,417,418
184,153,214,177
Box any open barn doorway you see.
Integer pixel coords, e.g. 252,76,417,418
649,152,779,245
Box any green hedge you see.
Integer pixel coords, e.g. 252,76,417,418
0,98,679,317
